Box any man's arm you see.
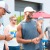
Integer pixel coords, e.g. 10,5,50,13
0,35,5,40
16,24,32,44
4,41,9,50
4,26,13,41
44,27,48,38
37,22,44,40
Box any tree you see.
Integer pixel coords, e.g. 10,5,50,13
17,15,24,24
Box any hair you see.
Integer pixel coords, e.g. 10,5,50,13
9,16,17,20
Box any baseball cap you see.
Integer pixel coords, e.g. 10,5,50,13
0,1,11,14
38,17,44,21
24,6,36,12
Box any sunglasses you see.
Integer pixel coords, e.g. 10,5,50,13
13,20,17,21
11,19,17,21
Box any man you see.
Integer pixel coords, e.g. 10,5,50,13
44,24,50,50
0,1,10,17
17,6,43,50
4,16,20,50
37,17,44,27
36,17,44,50
0,1,12,40
0,1,13,50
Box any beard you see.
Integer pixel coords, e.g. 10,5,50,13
12,22,16,25
27,15,32,19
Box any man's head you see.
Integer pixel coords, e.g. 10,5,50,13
9,16,17,25
0,1,10,17
37,17,44,24
24,6,36,19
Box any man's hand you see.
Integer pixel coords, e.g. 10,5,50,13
5,46,9,50
4,41,9,50
31,37,40,44
5,34,13,41
36,37,40,42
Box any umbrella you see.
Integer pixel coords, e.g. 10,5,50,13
32,11,50,18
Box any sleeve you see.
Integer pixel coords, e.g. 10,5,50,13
45,27,48,32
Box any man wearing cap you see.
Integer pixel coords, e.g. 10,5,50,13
36,17,44,50
37,17,44,25
0,1,13,50
0,1,10,17
17,6,43,50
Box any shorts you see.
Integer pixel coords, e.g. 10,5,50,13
3,45,20,50
9,46,20,50
45,40,50,49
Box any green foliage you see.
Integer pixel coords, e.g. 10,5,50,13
17,15,24,24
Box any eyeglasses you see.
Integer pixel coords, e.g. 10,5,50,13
13,20,17,21
11,19,17,21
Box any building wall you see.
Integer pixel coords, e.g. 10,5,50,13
15,1,38,11
23,0,44,3
23,0,50,14
4,0,50,14
5,0,15,12
43,0,50,14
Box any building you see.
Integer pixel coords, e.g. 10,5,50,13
4,0,50,13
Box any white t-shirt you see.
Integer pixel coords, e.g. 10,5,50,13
0,25,4,50
7,24,20,46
